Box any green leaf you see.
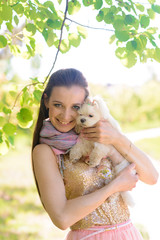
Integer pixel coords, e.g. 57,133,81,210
124,15,136,25
6,22,13,32
68,33,81,47
43,1,56,13
9,44,21,56
46,31,58,47
1,4,12,21
77,26,88,39
96,10,104,22
154,48,160,62
126,38,142,52
105,0,112,5
113,18,125,31
17,108,33,128
147,8,155,19
33,90,42,102
25,23,37,36
126,40,138,51
46,19,61,29
146,27,157,34
17,108,33,123
13,3,24,16
149,38,157,47
0,117,5,127
152,4,160,14
0,141,9,155
121,52,137,68
140,15,150,28
3,106,11,114
60,39,70,53
139,35,147,49
104,12,114,24
3,123,16,136
148,0,155,3
115,47,127,59
109,34,116,44
135,3,145,12
30,38,35,49
14,15,19,25
0,130,3,144
8,136,14,146
115,31,130,42
68,1,81,15
0,35,7,48
82,0,93,7
94,0,103,10
42,29,48,41
9,91,17,98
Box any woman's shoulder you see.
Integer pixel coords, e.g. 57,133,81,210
32,144,56,160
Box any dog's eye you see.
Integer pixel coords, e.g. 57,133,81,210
89,114,93,118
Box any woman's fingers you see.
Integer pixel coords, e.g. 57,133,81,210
115,163,139,192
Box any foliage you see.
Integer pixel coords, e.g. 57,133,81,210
0,75,43,155
0,71,160,155
0,0,160,65
89,79,160,132
1,0,160,154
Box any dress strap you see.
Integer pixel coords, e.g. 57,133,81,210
57,154,66,178
80,220,131,240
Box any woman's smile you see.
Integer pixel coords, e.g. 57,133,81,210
56,118,74,126
44,86,86,132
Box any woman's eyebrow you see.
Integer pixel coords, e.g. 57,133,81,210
52,100,62,103
73,103,81,105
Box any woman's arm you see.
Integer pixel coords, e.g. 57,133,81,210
32,144,138,230
81,120,159,185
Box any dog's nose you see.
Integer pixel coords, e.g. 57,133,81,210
80,118,86,123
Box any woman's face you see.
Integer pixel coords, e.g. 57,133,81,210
45,85,86,132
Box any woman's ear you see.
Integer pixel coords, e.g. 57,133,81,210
43,93,49,109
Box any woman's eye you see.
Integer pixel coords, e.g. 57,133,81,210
89,114,93,118
54,104,62,108
73,105,80,110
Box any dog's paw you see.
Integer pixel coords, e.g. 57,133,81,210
71,158,80,164
88,160,100,168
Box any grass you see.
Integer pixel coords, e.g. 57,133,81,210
0,134,159,240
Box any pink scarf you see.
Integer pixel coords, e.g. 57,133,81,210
39,119,78,155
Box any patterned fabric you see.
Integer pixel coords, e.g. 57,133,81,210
39,118,78,155
62,156,130,230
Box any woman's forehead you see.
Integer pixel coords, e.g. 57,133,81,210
50,85,86,103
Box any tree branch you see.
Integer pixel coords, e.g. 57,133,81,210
8,0,69,119
43,0,69,85
66,17,114,32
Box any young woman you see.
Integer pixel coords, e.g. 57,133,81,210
32,68,158,240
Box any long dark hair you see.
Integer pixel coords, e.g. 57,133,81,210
31,68,89,201
32,68,89,151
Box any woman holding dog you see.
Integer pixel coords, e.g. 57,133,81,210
32,68,158,240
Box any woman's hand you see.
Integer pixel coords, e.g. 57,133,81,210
81,119,120,146
112,163,139,193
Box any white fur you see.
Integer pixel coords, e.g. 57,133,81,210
69,96,136,207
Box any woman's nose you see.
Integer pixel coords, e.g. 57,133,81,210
61,109,73,120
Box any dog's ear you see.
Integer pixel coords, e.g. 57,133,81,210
74,124,83,134
85,97,92,105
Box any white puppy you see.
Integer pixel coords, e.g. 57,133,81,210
69,96,136,207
